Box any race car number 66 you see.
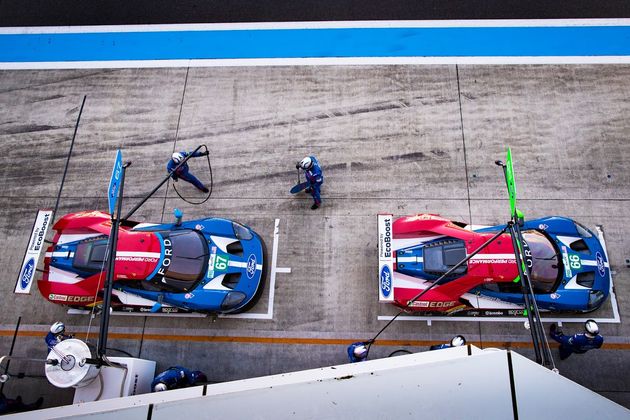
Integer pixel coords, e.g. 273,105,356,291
569,254,581,270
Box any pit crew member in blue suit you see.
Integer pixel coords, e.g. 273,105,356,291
45,322,72,352
167,151,210,193
429,335,466,351
550,320,603,360
347,341,371,363
0,393,43,414
151,367,208,392
296,156,323,210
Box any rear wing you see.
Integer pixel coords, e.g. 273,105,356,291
378,214,394,302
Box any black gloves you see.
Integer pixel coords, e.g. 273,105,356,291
201,151,209,156
295,163,301,169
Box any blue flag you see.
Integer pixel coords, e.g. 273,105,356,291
108,150,123,216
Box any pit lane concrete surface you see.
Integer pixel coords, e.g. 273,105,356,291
0,65,629,409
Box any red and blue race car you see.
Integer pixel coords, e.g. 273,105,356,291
377,213,610,314
38,211,266,314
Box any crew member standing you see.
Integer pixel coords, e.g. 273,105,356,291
167,150,210,193
296,156,324,210
45,322,72,352
550,320,603,360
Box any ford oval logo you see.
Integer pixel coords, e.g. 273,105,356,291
596,252,606,277
380,265,391,297
20,258,35,290
246,254,257,279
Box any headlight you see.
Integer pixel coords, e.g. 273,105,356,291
588,290,605,309
221,291,246,310
232,222,253,240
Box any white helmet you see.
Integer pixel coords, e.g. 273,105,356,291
50,322,65,335
585,319,599,336
450,335,466,347
353,345,368,359
299,157,313,170
172,152,184,164
153,382,168,392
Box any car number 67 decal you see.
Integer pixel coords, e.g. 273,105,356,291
215,255,229,271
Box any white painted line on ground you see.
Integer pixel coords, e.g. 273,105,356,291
6,56,630,70
2,19,630,34
596,225,621,323
377,315,620,324
67,308,207,318
221,218,291,320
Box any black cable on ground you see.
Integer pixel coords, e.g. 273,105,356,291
388,349,413,357
52,95,86,222
84,341,133,358
172,144,213,205
0,316,21,394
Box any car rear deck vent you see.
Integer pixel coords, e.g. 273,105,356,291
570,239,589,253
576,271,595,288
221,273,241,289
227,241,244,256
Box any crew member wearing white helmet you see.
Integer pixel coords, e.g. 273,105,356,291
296,156,324,210
347,341,371,363
167,150,210,193
151,367,207,392
429,335,466,350
45,322,72,352
550,320,603,360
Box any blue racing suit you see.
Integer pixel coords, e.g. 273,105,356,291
167,151,208,192
347,342,369,363
429,343,452,351
550,328,603,360
45,332,72,352
151,367,195,391
304,156,323,206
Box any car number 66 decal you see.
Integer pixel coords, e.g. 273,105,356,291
568,254,581,270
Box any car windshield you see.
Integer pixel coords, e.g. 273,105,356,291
158,230,208,288
522,230,561,293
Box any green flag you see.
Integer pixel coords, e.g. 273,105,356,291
506,148,517,218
